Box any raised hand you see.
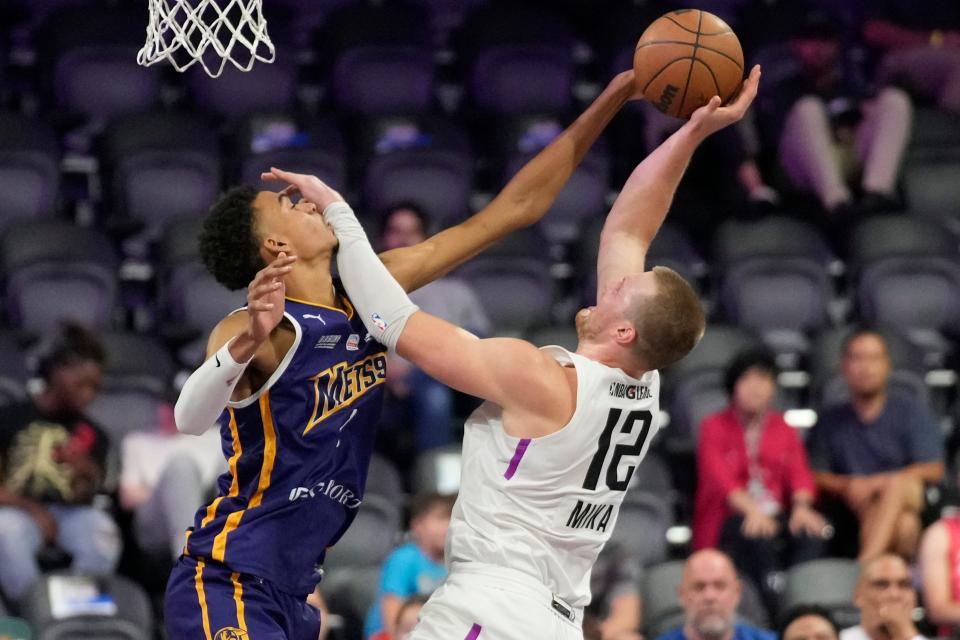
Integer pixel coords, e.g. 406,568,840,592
247,252,296,343
684,64,761,140
260,167,345,212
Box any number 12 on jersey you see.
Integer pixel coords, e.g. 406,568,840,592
582,409,653,491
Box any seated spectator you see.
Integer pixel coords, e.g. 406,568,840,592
364,493,454,639
841,554,926,640
756,11,912,220
0,325,121,605
586,541,643,640
640,106,781,213
808,328,944,561
779,605,841,640
119,403,225,561
376,202,492,454
918,509,960,635
655,549,776,640
863,0,960,114
695,348,827,609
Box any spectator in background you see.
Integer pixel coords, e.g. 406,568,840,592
655,549,775,640
694,348,827,609
918,508,960,635
376,203,492,455
365,493,454,640
863,0,960,113
0,325,121,604
587,541,643,640
842,554,926,640
119,402,225,561
808,328,943,561
640,105,781,214
756,10,912,221
779,605,841,640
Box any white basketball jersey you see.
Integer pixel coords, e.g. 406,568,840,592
446,346,661,608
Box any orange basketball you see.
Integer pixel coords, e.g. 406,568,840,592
633,9,744,119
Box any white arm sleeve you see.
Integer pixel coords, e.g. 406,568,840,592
324,201,419,351
174,340,251,435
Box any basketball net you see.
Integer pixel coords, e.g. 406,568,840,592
137,0,275,78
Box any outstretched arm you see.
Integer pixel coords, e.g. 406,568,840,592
324,200,572,432
265,71,637,293
596,65,761,299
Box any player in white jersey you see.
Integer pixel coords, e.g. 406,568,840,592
270,65,762,639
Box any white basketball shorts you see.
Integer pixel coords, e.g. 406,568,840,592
407,562,584,640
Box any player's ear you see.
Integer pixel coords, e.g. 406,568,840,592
613,321,636,346
262,235,291,258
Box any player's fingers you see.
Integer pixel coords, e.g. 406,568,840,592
249,300,275,312
250,281,283,299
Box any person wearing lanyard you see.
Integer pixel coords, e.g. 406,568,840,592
693,347,830,611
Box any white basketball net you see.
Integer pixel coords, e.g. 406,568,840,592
137,0,276,78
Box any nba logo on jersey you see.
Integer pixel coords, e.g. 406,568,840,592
370,312,387,332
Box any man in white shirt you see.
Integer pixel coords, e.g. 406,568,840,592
841,554,925,640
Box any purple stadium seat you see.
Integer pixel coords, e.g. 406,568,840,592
236,114,347,190
0,114,59,230
457,257,554,335
86,331,175,438
188,58,298,119
470,44,574,115
54,45,161,121
503,150,609,243
331,45,436,115
1,221,117,332
102,112,221,232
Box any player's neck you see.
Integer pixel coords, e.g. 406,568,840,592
575,342,646,379
284,256,339,308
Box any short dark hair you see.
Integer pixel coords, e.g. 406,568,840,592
409,492,455,522
37,323,106,381
199,186,265,291
841,325,888,357
724,346,778,396
777,604,840,639
630,266,705,371
379,201,431,238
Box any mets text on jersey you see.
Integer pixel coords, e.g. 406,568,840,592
304,353,387,435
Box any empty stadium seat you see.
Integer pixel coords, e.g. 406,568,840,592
782,559,860,629
101,112,221,235
21,573,153,640
1,221,117,332
188,58,299,120
0,114,60,231
331,45,436,115
86,332,175,440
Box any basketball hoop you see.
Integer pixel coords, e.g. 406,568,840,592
137,0,276,78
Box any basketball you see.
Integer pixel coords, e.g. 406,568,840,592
634,9,744,119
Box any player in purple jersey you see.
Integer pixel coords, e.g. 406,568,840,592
164,70,645,640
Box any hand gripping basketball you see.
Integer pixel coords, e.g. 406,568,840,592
684,64,761,140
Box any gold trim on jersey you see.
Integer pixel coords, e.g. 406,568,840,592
303,353,387,436
187,408,243,557
195,559,213,640
212,393,278,562
231,572,247,631
285,295,355,319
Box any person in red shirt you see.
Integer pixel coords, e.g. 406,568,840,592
694,347,829,609
919,509,960,636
